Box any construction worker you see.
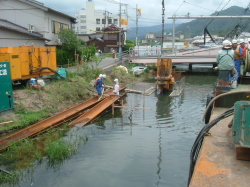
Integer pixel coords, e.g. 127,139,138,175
113,78,120,95
232,39,243,82
216,40,238,86
239,39,247,75
95,74,103,96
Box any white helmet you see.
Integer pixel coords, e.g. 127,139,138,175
99,74,103,77
239,39,245,44
102,74,106,78
232,39,238,44
114,78,118,82
222,40,231,47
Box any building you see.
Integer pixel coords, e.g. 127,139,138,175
0,0,76,47
86,25,125,53
141,32,184,45
75,0,127,35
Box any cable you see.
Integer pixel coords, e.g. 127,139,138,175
183,1,215,12
173,1,185,16
30,67,73,82
187,107,234,186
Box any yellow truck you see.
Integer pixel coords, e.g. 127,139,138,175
0,46,57,84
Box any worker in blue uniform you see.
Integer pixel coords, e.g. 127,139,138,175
95,74,103,96
232,39,243,82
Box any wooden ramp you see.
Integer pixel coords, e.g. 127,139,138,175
69,93,124,127
0,89,115,151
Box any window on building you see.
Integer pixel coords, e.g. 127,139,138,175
61,23,69,29
96,27,101,31
103,33,117,40
114,19,118,25
52,21,69,33
52,21,60,33
102,19,106,24
96,19,100,24
81,26,86,29
81,20,86,23
108,19,112,24
80,15,86,18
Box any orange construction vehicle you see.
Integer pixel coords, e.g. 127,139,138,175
157,58,175,92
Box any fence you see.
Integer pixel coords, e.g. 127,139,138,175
170,76,185,97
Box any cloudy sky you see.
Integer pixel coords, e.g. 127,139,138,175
39,0,249,27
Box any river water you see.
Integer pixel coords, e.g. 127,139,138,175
12,74,217,187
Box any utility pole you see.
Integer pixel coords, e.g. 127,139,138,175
136,4,138,46
161,0,165,56
118,0,122,62
172,15,176,55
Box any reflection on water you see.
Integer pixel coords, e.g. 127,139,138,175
7,75,216,187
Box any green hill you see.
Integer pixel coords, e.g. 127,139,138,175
175,6,250,38
127,6,250,40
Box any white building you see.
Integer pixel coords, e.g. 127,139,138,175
75,0,127,34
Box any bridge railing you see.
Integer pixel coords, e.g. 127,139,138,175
128,46,221,59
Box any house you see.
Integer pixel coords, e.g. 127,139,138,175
0,0,76,47
86,25,125,53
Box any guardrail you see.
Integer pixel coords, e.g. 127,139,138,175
128,47,221,59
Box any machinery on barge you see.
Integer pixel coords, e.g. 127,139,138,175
188,49,250,187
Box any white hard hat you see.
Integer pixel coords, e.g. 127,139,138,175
232,39,238,44
102,74,106,78
114,78,118,82
222,40,231,47
99,74,103,77
239,39,245,44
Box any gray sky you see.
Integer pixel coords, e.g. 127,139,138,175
39,0,249,27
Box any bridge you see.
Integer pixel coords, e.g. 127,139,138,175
129,46,221,71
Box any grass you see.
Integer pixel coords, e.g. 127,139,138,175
0,63,146,185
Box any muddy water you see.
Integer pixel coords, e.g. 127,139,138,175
13,74,217,187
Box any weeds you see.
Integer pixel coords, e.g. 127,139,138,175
0,170,22,187
45,139,77,164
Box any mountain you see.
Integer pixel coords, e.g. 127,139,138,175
174,6,250,38
127,6,250,40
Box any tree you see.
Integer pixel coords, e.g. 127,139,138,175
124,40,135,51
57,29,84,52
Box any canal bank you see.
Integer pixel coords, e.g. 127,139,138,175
0,74,218,187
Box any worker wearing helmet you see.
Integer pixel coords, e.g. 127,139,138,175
232,39,243,82
113,78,120,95
216,40,238,86
95,74,103,96
239,40,247,75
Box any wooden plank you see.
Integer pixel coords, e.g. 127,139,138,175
0,121,13,125
235,145,250,161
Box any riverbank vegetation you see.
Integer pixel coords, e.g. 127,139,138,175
0,62,152,186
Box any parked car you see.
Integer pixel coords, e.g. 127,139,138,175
131,65,147,75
